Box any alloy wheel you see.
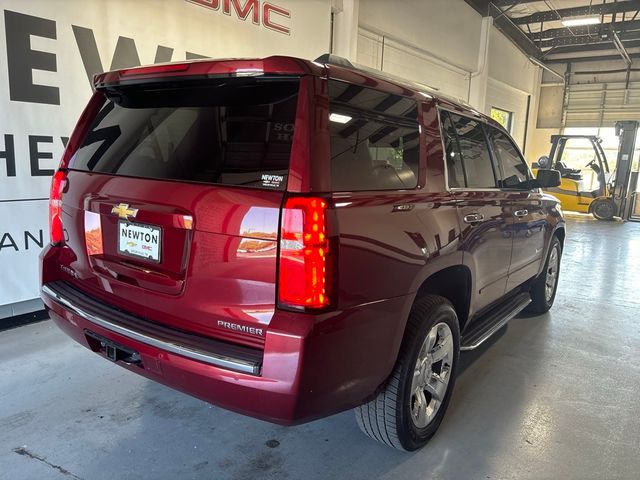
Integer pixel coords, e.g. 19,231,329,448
410,322,454,428
545,245,560,302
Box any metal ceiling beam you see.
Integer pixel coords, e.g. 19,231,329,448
491,0,544,6
464,0,491,16
544,39,640,56
531,20,640,40
538,30,640,49
545,52,640,64
464,0,542,57
512,0,640,25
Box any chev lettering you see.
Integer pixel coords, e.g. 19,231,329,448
217,320,264,336
187,0,291,35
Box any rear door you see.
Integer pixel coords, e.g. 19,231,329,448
486,126,546,291
440,110,513,316
61,77,300,348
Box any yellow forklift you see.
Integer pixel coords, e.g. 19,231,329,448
533,120,639,221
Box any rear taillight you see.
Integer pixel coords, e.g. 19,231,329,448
49,169,67,245
47,92,105,246
278,197,332,310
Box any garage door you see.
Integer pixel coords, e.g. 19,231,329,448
564,81,640,128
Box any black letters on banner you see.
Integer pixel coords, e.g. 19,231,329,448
0,134,16,177
4,10,60,105
28,135,54,177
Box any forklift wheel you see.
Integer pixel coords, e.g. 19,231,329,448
591,198,616,221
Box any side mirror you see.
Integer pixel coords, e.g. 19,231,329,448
537,155,551,169
534,169,561,188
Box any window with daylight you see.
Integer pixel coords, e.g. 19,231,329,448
490,107,513,133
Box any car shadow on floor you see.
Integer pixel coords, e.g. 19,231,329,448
74,312,551,480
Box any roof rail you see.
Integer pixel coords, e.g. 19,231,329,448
314,53,473,109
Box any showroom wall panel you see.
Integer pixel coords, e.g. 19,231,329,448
356,28,470,101
355,0,538,150
485,79,529,147
0,0,330,316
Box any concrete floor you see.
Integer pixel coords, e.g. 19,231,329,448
1,217,639,480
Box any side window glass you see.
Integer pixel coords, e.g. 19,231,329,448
449,113,497,188
329,80,420,191
487,127,530,189
440,111,465,188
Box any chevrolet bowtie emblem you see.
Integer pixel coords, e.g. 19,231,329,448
111,203,138,220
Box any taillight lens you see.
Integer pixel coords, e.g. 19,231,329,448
49,169,67,245
278,197,331,310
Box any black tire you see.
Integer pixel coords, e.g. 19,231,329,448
355,295,460,451
525,236,562,314
591,198,616,220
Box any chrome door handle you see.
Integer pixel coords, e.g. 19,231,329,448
514,210,529,218
463,213,484,224
392,203,415,212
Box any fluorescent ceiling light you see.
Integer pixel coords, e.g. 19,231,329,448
561,17,601,27
329,113,352,124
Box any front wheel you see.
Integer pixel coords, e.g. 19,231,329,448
526,236,562,314
591,198,616,220
355,295,460,451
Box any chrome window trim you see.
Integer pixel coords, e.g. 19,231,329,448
42,284,261,375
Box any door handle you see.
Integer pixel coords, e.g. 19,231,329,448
514,209,529,218
463,213,484,224
392,203,415,212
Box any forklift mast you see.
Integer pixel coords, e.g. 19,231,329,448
613,121,639,220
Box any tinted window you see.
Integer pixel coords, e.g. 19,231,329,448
487,127,531,189
71,79,299,190
329,80,419,191
449,113,496,188
440,111,465,188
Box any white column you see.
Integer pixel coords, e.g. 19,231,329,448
468,16,493,112
331,0,360,61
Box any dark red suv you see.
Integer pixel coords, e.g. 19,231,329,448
40,55,564,451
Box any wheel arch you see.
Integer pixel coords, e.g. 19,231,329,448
415,265,472,331
554,226,565,249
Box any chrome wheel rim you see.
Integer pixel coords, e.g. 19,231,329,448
545,245,560,302
410,322,454,429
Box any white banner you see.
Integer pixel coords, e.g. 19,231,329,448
0,0,330,306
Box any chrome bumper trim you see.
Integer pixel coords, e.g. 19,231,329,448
42,284,261,375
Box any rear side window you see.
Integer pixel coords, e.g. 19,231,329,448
486,126,531,189
442,112,497,189
328,80,420,192
71,78,299,190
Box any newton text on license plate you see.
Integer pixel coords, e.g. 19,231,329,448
118,221,161,262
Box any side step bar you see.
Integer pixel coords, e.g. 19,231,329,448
460,292,531,351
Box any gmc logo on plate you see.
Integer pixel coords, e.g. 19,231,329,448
187,0,291,35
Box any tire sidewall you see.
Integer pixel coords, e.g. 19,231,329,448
396,300,460,451
592,199,615,220
542,237,562,309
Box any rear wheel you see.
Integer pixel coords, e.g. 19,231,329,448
355,295,460,451
526,236,562,314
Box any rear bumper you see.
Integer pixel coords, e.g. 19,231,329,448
42,282,261,375
41,276,412,425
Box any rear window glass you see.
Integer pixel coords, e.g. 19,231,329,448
70,78,299,190
328,80,420,192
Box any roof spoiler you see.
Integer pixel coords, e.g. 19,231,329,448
314,54,356,69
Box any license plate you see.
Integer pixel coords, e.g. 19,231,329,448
118,221,161,262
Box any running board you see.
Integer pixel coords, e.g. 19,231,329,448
460,292,531,351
